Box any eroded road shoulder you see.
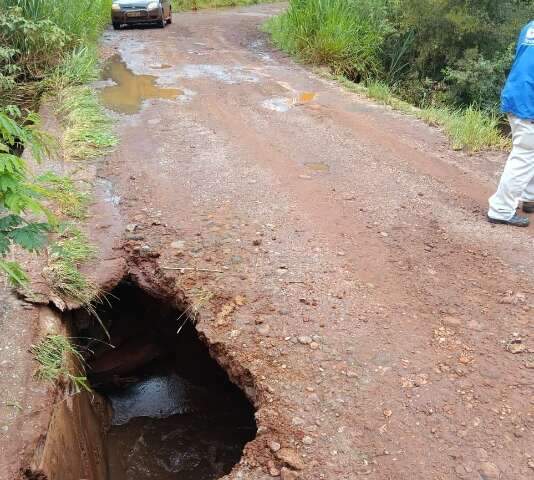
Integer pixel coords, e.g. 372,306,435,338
89,4,534,479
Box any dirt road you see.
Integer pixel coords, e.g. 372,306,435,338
10,3,534,479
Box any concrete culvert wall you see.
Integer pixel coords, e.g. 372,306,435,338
34,279,257,480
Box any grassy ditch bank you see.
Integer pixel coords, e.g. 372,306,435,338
265,0,533,152
0,1,116,305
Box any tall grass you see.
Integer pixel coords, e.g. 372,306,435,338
0,0,111,40
266,0,390,79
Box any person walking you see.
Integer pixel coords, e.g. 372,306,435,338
488,21,534,227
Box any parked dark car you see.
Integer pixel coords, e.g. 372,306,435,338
111,0,172,29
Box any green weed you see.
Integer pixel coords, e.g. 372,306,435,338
266,0,390,79
47,46,99,90
0,0,111,41
34,172,90,219
56,85,117,162
45,225,99,306
30,334,90,392
438,106,509,152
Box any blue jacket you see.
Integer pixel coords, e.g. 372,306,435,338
502,21,534,119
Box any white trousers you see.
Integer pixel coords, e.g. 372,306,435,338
489,114,534,220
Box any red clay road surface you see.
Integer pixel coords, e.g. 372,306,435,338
2,3,534,480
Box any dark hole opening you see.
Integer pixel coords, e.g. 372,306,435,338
76,280,256,480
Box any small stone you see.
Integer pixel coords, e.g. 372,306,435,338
507,340,526,354
442,316,462,328
302,435,313,445
253,239,262,246
269,441,281,452
524,357,534,369
527,459,534,470
298,336,312,345
276,448,305,470
478,462,500,480
268,460,280,477
292,417,304,426
280,468,299,480
258,325,270,336
126,223,138,232
309,342,320,350
380,232,389,237
170,240,185,250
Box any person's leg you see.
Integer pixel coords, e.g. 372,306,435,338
521,166,534,205
489,115,534,220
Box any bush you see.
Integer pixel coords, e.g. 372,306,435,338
267,0,391,80
444,46,515,114
390,0,534,109
0,107,53,285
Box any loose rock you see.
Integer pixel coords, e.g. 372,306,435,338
276,448,305,470
269,441,281,452
478,462,500,480
280,467,300,480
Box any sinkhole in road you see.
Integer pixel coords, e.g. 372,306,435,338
78,280,256,480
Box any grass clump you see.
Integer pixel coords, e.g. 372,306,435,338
34,172,90,219
44,225,99,306
0,0,111,42
30,334,90,392
438,107,509,152
266,0,390,80
56,85,117,162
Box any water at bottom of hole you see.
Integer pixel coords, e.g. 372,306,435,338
82,281,256,480
105,374,255,480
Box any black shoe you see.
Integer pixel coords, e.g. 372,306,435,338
523,201,534,213
487,214,530,227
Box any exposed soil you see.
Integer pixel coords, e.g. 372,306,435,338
1,3,534,480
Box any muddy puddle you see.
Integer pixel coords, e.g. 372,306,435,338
295,92,316,104
305,162,329,172
262,91,317,112
99,55,183,114
76,281,256,480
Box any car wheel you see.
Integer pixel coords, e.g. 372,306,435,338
158,13,166,28
112,22,121,30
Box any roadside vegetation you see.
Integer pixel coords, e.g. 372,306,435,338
0,1,115,305
30,334,90,392
267,0,534,152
